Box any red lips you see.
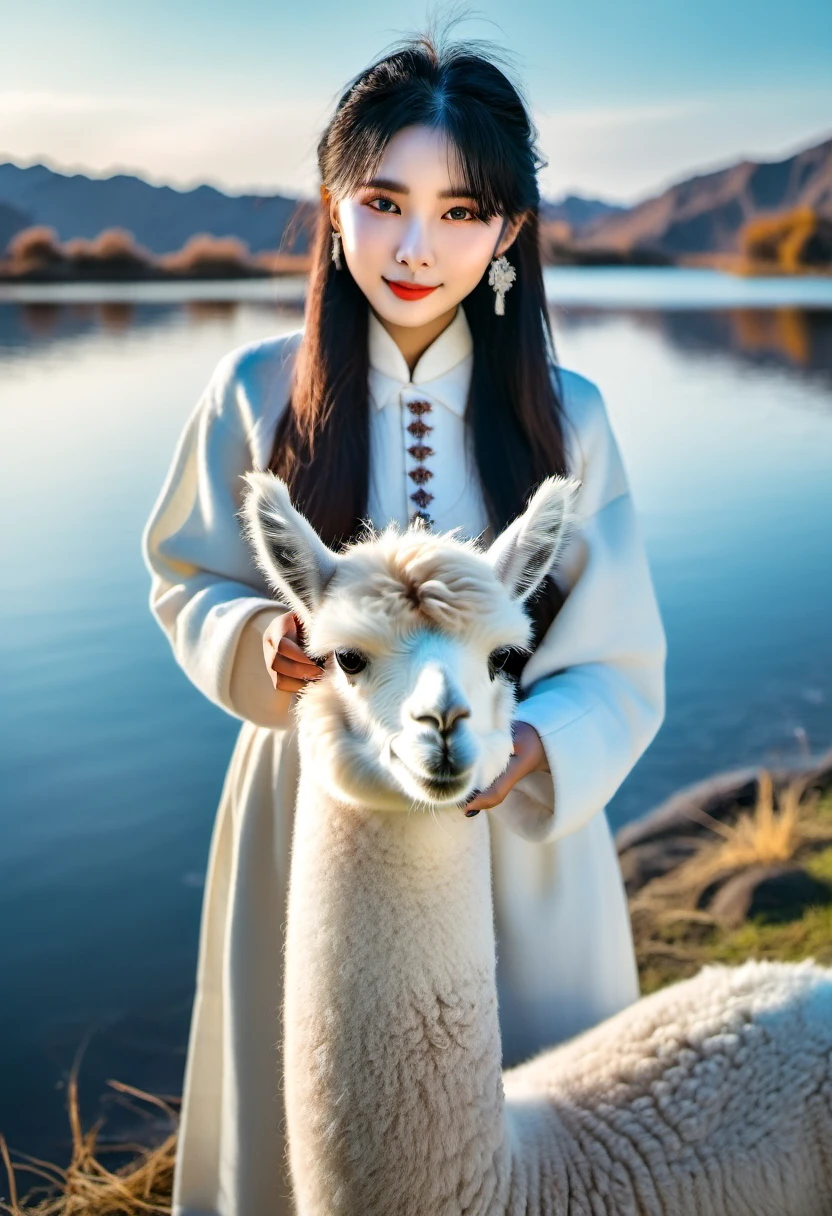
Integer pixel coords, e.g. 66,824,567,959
384,278,440,301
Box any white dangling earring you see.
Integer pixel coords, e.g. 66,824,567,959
488,253,516,316
331,229,343,270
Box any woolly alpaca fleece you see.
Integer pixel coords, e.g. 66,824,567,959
243,472,832,1216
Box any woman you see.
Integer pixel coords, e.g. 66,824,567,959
142,28,666,1216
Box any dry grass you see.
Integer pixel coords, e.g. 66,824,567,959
63,230,153,267
701,769,807,870
637,771,827,908
159,234,252,276
631,781,832,993
739,206,832,272
5,227,66,267
0,1063,177,1216
2,226,296,280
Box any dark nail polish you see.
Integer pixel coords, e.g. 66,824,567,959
465,808,480,817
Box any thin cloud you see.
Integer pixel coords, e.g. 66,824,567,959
1,89,828,206
0,90,328,196
535,99,715,132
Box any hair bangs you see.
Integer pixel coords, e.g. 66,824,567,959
323,46,536,221
439,112,528,221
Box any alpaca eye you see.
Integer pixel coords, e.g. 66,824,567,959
488,648,512,680
335,649,368,675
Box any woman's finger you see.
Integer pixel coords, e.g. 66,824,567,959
464,771,512,813
274,674,309,694
270,649,323,680
464,789,502,812
263,611,322,693
463,751,528,813
278,634,323,669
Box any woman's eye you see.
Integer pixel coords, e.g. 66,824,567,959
487,648,513,680
335,649,368,675
365,198,477,221
367,196,399,214
445,205,475,221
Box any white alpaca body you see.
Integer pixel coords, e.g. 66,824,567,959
284,772,510,1215
242,471,832,1216
284,768,832,1216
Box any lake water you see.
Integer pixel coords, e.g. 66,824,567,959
1,268,831,1172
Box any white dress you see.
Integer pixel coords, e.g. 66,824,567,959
141,302,667,1216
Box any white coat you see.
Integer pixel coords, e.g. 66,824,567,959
141,302,667,1216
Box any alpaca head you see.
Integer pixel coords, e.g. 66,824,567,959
240,473,580,811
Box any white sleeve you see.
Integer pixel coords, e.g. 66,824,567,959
490,376,667,844
140,345,294,729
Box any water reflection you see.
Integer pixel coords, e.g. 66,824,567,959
0,298,300,363
6,298,832,393
555,306,832,388
0,299,176,357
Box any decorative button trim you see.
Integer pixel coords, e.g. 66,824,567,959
408,465,433,485
407,419,432,439
406,399,435,527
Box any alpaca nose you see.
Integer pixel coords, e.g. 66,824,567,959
411,703,471,737
406,663,471,737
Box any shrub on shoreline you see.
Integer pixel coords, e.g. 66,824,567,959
740,206,832,272
62,229,156,279
0,226,308,282
159,233,253,279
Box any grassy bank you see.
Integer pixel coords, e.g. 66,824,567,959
627,773,832,992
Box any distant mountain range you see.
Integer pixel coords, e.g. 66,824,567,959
0,162,313,256
1,132,830,260
574,134,832,258
539,194,626,229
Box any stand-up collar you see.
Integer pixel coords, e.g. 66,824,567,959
367,304,473,417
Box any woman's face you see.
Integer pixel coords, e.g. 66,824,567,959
331,125,523,330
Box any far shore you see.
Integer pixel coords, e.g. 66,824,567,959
4,201,830,285
677,251,832,278
3,228,830,285
3,252,830,284
0,253,312,284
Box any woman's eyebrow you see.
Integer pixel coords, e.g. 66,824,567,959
361,176,477,199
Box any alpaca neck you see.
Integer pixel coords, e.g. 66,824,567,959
283,767,513,1215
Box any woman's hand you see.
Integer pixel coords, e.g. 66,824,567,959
263,611,324,694
463,721,548,815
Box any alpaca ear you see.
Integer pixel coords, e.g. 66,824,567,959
486,475,582,602
239,471,338,621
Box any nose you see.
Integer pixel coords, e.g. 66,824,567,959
396,218,436,271
411,702,471,737
405,662,471,737
403,661,471,734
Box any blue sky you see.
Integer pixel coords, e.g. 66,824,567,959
2,0,830,204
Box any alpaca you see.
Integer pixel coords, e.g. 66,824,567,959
241,471,832,1216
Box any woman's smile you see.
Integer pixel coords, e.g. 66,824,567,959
383,277,440,301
